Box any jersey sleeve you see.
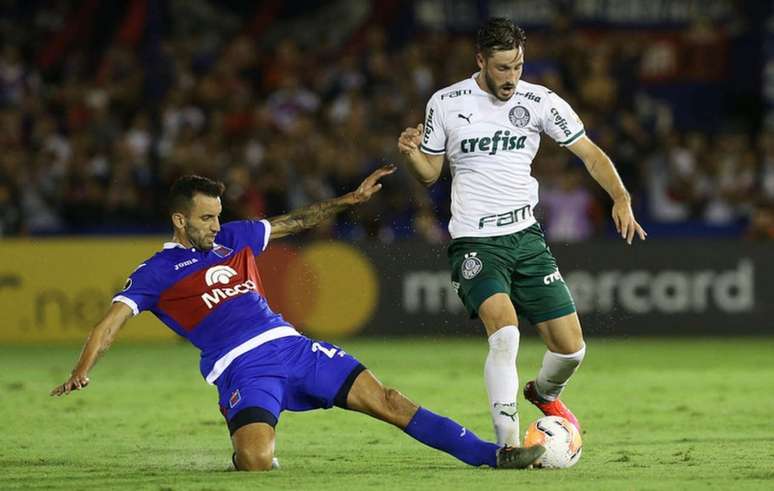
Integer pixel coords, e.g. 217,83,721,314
112,263,161,316
420,94,447,155
542,91,585,147
216,220,271,256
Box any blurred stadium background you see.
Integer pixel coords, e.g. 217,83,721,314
1,0,772,341
2,1,774,489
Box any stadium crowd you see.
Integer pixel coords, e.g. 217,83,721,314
1,1,772,241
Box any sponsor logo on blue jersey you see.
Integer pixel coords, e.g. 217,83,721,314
174,258,199,271
201,265,257,309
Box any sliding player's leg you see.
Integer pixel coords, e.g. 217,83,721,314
344,368,544,469
216,342,289,471
231,421,276,471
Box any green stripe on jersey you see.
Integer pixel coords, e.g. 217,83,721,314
559,129,585,146
420,144,445,154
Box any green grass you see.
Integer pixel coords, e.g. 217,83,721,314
2,338,774,490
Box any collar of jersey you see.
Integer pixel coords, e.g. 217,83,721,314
469,72,488,95
162,241,223,252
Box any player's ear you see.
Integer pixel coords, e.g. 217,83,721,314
475,52,485,70
171,211,186,229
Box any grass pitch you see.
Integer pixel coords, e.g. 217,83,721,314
1,337,773,490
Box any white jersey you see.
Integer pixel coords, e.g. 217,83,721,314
421,74,585,238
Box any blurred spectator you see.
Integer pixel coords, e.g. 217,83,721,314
747,204,774,240
541,165,602,243
0,178,21,236
0,1,768,241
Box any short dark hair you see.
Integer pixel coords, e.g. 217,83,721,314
476,17,526,58
168,175,225,214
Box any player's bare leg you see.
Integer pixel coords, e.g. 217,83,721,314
345,369,544,468
345,368,417,427
525,312,585,431
536,312,584,354
478,293,521,446
231,422,277,471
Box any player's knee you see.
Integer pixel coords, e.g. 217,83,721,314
383,387,402,411
478,295,518,332
553,335,585,355
553,342,586,363
380,387,413,424
235,447,274,471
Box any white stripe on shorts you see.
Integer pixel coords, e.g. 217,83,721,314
205,326,301,384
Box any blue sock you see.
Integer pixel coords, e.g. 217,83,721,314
403,407,498,467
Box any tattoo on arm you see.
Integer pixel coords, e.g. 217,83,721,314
268,196,352,239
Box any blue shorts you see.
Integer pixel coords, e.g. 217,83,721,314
215,335,365,434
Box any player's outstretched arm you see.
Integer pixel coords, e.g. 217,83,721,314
567,136,647,245
397,123,444,186
50,302,133,396
267,164,396,239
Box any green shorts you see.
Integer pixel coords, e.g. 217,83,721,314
448,223,576,324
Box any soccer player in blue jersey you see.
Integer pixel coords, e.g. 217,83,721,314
51,165,544,471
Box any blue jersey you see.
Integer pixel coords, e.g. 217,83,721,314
112,220,295,383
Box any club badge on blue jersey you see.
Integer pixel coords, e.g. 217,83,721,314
213,244,234,258
229,389,241,408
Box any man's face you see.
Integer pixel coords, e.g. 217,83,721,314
477,47,524,101
178,194,222,251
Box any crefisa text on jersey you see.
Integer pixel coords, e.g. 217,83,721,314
460,130,527,155
550,107,572,138
516,91,542,103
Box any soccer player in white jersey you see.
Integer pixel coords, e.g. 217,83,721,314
398,18,646,447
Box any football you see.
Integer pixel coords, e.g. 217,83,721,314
523,416,582,468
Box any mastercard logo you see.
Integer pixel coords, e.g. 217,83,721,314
256,241,378,337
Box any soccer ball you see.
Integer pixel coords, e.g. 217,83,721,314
523,416,582,468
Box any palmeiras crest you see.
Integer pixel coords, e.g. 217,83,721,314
461,252,483,280
508,106,530,128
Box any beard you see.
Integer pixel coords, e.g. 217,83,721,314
185,224,214,251
484,70,516,101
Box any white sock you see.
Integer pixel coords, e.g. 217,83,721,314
484,325,520,447
535,344,586,401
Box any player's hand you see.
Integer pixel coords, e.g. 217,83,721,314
350,164,397,204
398,123,423,156
612,198,647,245
50,372,90,396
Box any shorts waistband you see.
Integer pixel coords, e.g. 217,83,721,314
205,326,301,384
